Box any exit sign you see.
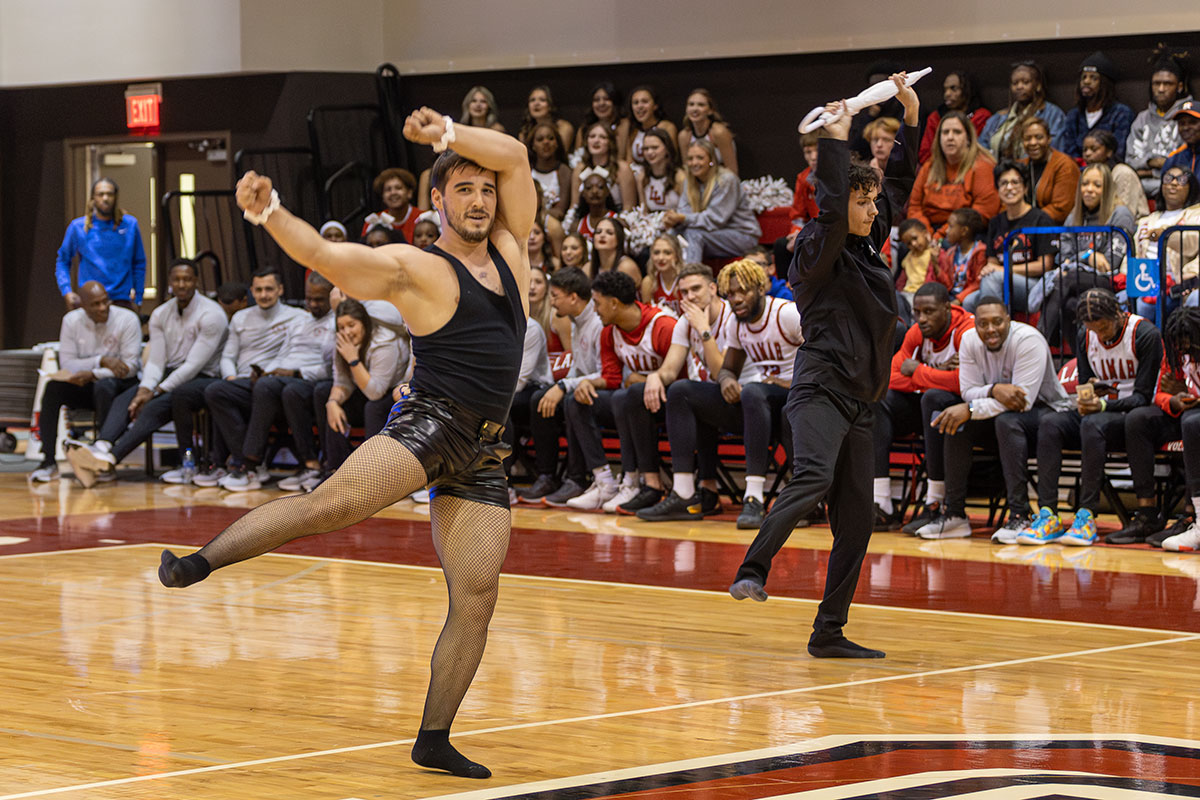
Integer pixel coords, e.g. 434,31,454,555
125,83,162,130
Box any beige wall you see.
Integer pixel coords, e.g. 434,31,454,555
380,0,1200,73
1,0,1197,86
0,0,242,86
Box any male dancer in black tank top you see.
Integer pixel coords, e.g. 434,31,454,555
156,107,535,779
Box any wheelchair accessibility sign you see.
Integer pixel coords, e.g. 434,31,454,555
1126,258,1159,299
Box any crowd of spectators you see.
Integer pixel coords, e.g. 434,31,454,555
41,45,1200,551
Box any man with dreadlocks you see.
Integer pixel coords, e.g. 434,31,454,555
728,75,919,659
637,258,802,526
156,107,535,779
55,178,147,311
1114,307,1200,550
1018,287,1162,547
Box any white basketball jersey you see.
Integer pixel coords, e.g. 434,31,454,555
672,299,731,382
918,329,963,368
1085,314,1145,399
613,306,675,377
723,296,804,384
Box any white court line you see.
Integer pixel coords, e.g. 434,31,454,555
5,540,1194,638
0,542,156,560
2,633,1197,800
260,550,1200,638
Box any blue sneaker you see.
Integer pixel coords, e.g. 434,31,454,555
1060,508,1098,546
1016,506,1065,545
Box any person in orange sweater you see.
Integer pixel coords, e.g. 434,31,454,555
871,282,975,530
908,111,1001,238
1020,116,1079,224
926,208,988,306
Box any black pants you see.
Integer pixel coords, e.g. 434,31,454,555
528,385,584,481
942,406,1049,518
99,384,175,464
238,375,320,465
1126,405,1200,499
1036,409,1126,511
38,377,136,463
313,380,391,472
667,380,787,478
736,383,874,641
870,389,952,481
171,377,225,467
205,378,255,466
504,383,545,474
564,389,635,474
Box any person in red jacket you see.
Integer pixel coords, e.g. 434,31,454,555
563,270,678,514
872,282,975,530
1113,307,1200,548
919,71,992,165
925,208,988,306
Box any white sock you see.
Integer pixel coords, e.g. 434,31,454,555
873,478,892,514
593,466,616,487
622,471,639,488
744,475,766,503
926,480,945,505
1192,497,1200,519
674,472,696,499
96,440,112,452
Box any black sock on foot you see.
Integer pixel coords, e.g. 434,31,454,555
808,636,885,659
158,550,211,588
412,728,490,779
729,578,768,602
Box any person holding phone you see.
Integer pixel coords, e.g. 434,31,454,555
1017,288,1162,546
1115,307,1200,548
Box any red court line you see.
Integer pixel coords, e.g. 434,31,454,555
3,505,1198,632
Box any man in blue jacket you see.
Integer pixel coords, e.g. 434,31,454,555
55,178,146,310
730,75,919,659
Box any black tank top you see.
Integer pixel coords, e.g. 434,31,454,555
410,242,527,421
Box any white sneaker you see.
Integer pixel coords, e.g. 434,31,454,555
301,473,326,493
30,464,59,482
192,467,228,487
77,441,116,470
602,484,640,513
95,469,116,483
508,487,519,506
1162,522,1200,552
917,514,973,539
566,481,619,510
992,512,1033,544
161,466,196,484
278,468,322,491
220,470,262,492
409,488,430,503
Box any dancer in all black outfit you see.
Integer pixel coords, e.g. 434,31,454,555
730,76,919,658
157,107,536,779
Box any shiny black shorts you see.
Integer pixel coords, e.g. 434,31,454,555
381,389,512,508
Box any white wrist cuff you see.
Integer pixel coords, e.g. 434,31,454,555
433,116,456,153
243,189,281,226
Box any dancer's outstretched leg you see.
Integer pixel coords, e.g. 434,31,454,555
411,494,510,779
159,436,427,586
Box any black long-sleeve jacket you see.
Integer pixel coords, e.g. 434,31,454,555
788,124,918,403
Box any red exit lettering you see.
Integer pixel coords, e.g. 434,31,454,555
125,94,160,129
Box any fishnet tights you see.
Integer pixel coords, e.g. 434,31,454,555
197,435,428,569
419,493,510,730
194,433,511,732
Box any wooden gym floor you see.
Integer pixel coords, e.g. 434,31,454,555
2,470,1200,798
